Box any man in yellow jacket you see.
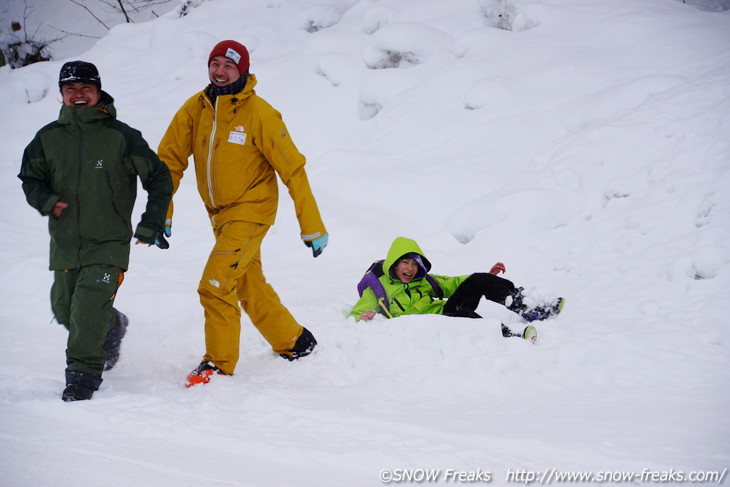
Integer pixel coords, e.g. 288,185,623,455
158,40,328,386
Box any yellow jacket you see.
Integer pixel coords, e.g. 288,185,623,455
158,74,326,239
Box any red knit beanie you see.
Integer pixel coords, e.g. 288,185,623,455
208,40,250,74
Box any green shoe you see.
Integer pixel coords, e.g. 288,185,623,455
501,323,538,344
523,325,538,344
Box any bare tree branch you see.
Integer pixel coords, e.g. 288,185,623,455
2,0,57,67
117,0,132,23
65,0,176,27
22,0,34,42
49,26,103,40
68,0,111,30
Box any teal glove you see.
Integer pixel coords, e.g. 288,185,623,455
304,233,328,258
164,220,172,238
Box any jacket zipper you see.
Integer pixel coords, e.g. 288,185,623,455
205,97,218,209
75,112,83,270
392,297,406,313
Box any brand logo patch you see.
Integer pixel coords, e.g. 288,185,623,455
95,160,104,169
225,48,241,65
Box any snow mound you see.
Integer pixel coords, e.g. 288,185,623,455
363,22,454,69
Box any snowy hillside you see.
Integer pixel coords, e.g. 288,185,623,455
1,0,729,486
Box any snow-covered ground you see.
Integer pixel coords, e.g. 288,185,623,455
1,0,729,485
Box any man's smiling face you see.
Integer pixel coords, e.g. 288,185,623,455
61,82,100,108
208,56,241,87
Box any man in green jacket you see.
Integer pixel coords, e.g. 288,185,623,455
19,61,173,402
350,237,564,340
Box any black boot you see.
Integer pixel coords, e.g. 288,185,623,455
507,287,564,322
103,309,128,371
63,370,103,402
520,297,564,322
506,287,526,313
280,327,317,361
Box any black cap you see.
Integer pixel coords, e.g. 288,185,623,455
58,61,101,89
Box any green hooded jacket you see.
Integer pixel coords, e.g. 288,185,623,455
19,91,172,270
349,237,470,320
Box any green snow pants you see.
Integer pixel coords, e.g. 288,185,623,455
51,265,123,377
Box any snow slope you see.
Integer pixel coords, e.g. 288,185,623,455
1,0,729,485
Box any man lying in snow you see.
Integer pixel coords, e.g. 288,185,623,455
349,237,564,341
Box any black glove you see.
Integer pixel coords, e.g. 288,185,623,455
134,226,170,249
153,232,170,249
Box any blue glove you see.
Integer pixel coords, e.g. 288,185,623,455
164,220,172,238
304,233,328,258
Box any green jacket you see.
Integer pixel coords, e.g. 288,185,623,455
349,237,470,320
19,91,172,270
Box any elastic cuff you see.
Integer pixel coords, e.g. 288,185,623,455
133,224,155,239
301,231,322,241
41,196,61,216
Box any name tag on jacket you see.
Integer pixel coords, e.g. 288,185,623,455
228,130,246,145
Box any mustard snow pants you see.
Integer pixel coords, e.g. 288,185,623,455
198,221,304,375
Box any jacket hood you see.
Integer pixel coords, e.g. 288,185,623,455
383,237,432,281
240,72,258,94
58,90,116,125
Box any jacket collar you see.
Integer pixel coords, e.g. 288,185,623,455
201,73,258,106
58,90,116,125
